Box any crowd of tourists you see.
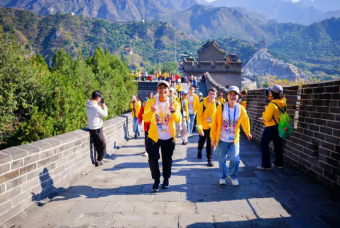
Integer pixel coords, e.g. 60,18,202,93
135,72,199,88
86,79,287,192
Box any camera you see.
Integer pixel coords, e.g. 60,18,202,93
264,89,270,98
101,98,105,104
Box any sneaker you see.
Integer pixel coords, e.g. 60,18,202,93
272,164,284,169
96,161,103,166
228,176,239,186
152,181,160,192
162,179,170,189
197,151,202,159
134,135,137,139
182,141,186,145
256,165,272,171
219,178,226,185
207,161,214,167
142,152,148,156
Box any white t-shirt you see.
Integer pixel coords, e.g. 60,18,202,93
220,103,241,143
155,98,172,140
188,95,194,114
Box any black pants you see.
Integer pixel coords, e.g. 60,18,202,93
144,131,149,152
197,128,213,161
177,91,181,97
261,125,283,168
192,115,197,132
90,128,106,162
147,138,175,181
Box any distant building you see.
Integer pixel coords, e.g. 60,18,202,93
182,41,242,88
255,40,266,50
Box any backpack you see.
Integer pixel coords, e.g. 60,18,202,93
271,102,294,138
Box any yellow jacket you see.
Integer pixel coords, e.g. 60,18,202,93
218,97,226,104
263,98,287,127
180,99,189,121
186,93,200,115
197,97,220,134
143,97,182,142
130,101,141,118
176,84,182,92
210,103,251,146
173,96,181,104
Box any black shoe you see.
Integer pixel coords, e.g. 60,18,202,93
138,132,140,136
207,161,214,167
162,179,170,189
95,161,103,166
152,181,160,192
135,135,137,139
197,151,202,159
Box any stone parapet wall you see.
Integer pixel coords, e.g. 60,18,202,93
0,113,133,224
204,72,241,90
246,80,340,192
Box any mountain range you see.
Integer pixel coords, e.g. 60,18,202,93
207,0,340,25
1,0,339,30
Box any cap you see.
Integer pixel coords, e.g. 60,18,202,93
169,88,175,92
227,85,240,95
198,92,203,96
181,90,188,95
157,80,169,88
143,97,149,102
270,84,283,93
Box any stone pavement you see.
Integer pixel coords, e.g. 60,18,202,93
3,131,340,228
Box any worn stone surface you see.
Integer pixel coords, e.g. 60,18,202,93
2,129,340,227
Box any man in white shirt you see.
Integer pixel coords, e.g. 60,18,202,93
85,91,108,166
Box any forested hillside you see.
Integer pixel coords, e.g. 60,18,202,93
0,26,136,149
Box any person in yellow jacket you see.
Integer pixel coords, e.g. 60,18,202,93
180,90,189,145
197,87,219,167
143,80,182,192
130,95,141,139
217,92,226,104
257,84,286,171
176,84,182,97
170,88,181,136
186,85,200,137
210,86,252,186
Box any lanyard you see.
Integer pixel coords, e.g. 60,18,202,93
188,95,193,106
228,103,237,128
158,98,168,123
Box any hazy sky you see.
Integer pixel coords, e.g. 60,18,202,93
205,0,301,2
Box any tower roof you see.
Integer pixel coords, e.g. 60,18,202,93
197,40,226,55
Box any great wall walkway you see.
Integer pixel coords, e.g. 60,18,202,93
1,82,340,228
3,136,340,228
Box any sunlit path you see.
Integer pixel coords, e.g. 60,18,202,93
4,130,339,228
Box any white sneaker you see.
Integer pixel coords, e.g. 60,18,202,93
219,178,226,185
228,176,239,186
256,165,272,171
142,152,148,156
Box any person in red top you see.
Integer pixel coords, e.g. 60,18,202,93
175,74,180,85
148,75,153,82
170,74,175,87
138,97,151,156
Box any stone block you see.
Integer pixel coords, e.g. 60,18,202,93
70,201,107,213
2,147,27,160
144,214,178,228
0,170,20,184
0,204,21,225
287,202,330,216
40,149,54,160
0,152,11,164
179,214,214,228
19,163,37,175
37,157,52,168
5,175,26,191
133,202,165,214
0,163,10,174
112,214,146,228
23,154,39,166
102,201,135,213
196,202,228,214
165,202,197,214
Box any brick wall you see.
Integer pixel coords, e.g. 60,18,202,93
245,80,340,192
0,113,133,224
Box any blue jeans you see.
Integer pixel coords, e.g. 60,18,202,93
133,117,139,136
187,114,195,134
217,140,240,179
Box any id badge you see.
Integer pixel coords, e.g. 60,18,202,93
207,117,212,123
228,136,235,140
161,125,168,132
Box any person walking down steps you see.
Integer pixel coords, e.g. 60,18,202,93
143,81,182,192
180,90,189,145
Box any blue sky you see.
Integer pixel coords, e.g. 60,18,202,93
205,0,301,2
